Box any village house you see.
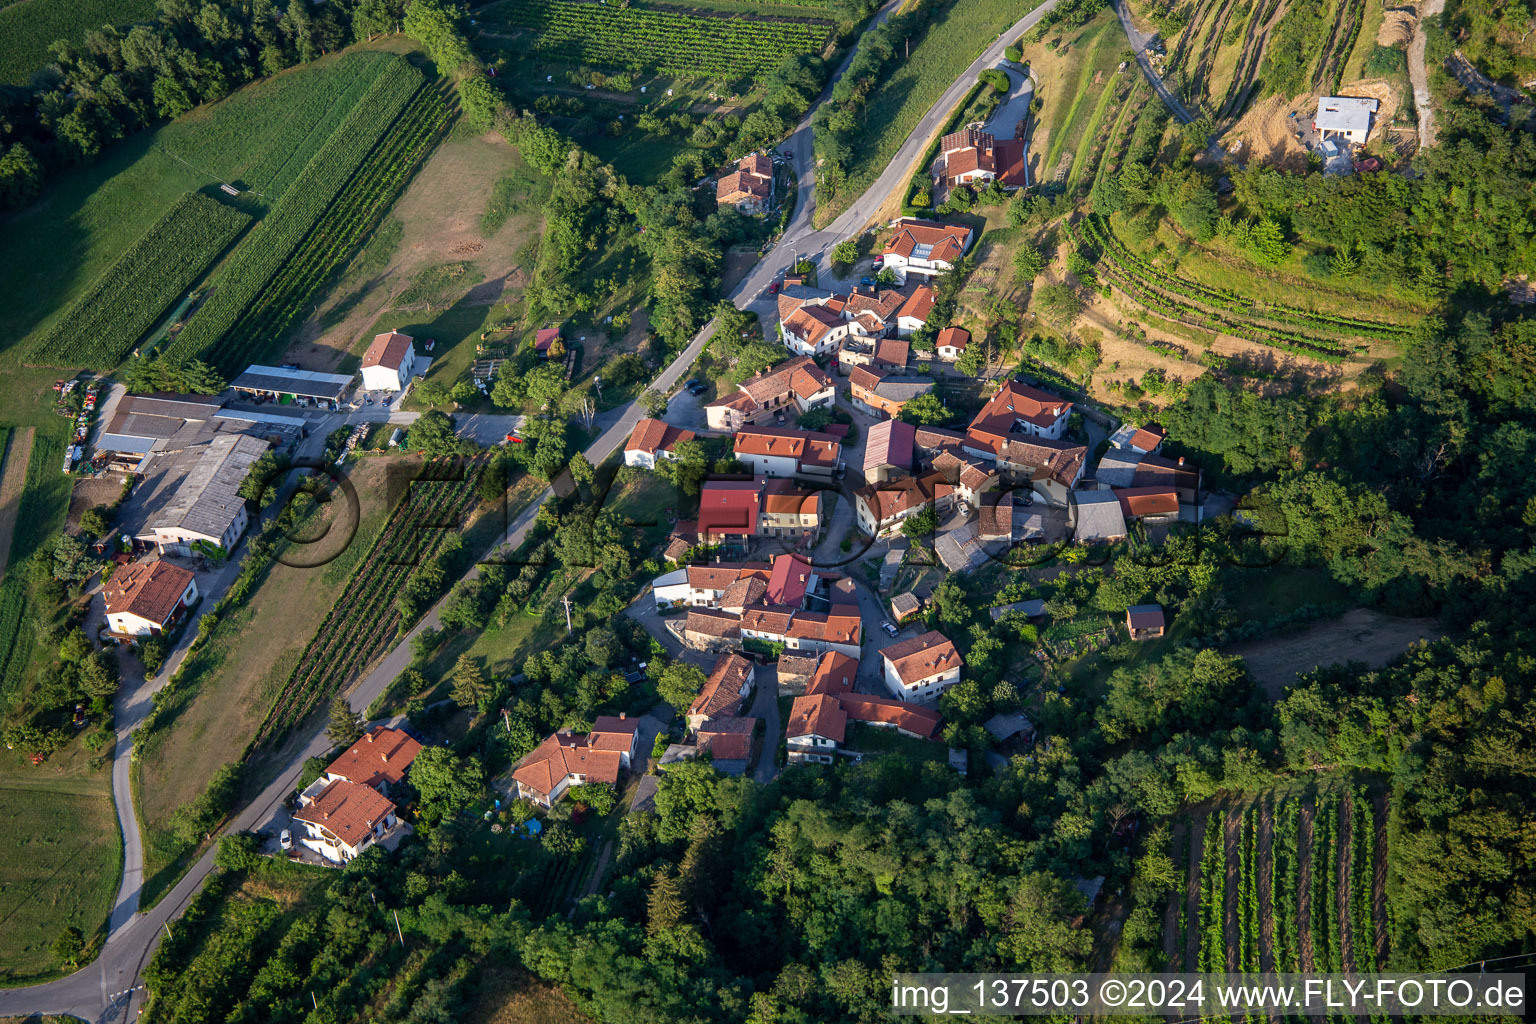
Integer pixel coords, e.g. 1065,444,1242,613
320,726,422,796
696,717,757,775
512,723,635,808
881,218,974,284
881,630,962,701
940,128,1028,189
624,418,696,469
1074,490,1128,544
103,560,198,640
652,561,772,611
913,425,967,461
682,608,743,652
787,651,944,763
534,326,562,358
740,603,862,659
688,653,756,732
292,778,399,864
780,302,853,357
894,286,936,337
759,479,822,540
863,418,916,484
716,152,774,214
854,470,954,537
1314,96,1378,146
1115,485,1181,523
994,437,1088,506
1109,422,1166,455
697,479,764,545
1126,603,1167,640
360,331,417,392
775,653,820,694
705,356,836,430
848,365,934,419
964,379,1073,454
932,450,999,507
733,427,843,480
936,326,970,361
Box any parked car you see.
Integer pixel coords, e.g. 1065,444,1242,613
279,829,293,851
768,281,780,294
689,383,707,396
879,620,899,637
860,276,875,287
957,501,973,518
685,378,701,390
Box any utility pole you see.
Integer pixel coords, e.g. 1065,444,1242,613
562,593,573,633
394,910,405,946
501,707,511,733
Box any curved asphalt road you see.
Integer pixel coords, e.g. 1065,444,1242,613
0,2,1067,1019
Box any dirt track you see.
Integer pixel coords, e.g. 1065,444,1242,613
1229,607,1445,699
0,426,36,579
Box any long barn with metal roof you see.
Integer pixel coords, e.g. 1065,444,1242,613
230,365,354,406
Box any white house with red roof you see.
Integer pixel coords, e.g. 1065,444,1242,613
624,418,696,469
964,379,1073,455
881,218,974,284
320,726,423,796
293,778,398,863
881,630,962,701
360,331,417,392
936,326,971,361
512,716,641,807
103,560,198,639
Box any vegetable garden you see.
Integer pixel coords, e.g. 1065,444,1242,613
26,192,250,370
1167,787,1387,975
164,59,430,371
253,458,484,743
478,0,833,78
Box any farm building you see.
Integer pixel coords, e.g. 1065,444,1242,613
1072,490,1127,544
230,365,354,408
103,560,198,640
144,433,269,556
360,331,417,392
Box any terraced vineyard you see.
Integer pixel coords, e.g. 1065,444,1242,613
1312,0,1365,94
477,0,833,78
202,82,450,373
1166,788,1387,974
1216,0,1284,121
164,59,429,369
26,192,250,370
254,458,484,743
1071,214,1416,360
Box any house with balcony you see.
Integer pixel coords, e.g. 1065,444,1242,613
733,427,842,480
103,560,198,641
292,779,399,864
881,218,974,284
963,380,1073,454
705,356,836,430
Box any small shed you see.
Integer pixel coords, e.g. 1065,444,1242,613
948,747,969,776
1126,603,1166,640
983,711,1034,744
990,599,1045,622
890,592,922,623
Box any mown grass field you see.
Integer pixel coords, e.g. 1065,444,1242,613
0,0,155,85
0,746,120,984
0,46,412,365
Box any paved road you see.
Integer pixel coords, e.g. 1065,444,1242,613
0,3,1073,1018
1112,0,1195,124
1409,0,1446,148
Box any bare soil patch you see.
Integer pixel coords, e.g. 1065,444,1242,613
1298,799,1315,971
284,131,543,370
1228,92,1311,170
1377,10,1413,47
1228,607,1445,699
65,471,127,533
0,426,35,578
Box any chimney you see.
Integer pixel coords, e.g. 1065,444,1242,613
381,753,388,762
619,712,626,720
365,732,374,743
1178,456,1186,466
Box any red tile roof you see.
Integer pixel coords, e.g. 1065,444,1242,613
1128,425,1166,451
837,692,943,738
698,480,763,538
325,726,422,790
683,608,743,639
760,479,820,517
787,693,847,743
362,331,413,370
782,304,843,346
965,379,1072,453
513,730,624,798
766,553,813,606
996,437,1087,487
535,327,560,352
881,630,961,686
734,427,841,469
697,716,756,761
692,653,754,718
874,337,910,370
884,219,973,265
1115,486,1180,518
590,714,640,755
805,651,858,695
626,418,694,455
937,326,970,352
1127,604,1166,631
684,561,771,592
896,286,935,324
293,779,395,849
784,604,862,645
103,560,195,625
